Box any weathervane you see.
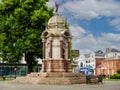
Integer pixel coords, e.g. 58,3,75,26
55,2,59,13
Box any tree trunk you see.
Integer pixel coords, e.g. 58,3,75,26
25,53,34,74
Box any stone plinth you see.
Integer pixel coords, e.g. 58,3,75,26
42,60,72,72
13,72,86,84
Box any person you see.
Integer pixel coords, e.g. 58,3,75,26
97,75,103,84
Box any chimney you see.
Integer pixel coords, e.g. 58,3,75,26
106,48,110,53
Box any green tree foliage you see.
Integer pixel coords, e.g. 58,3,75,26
0,0,53,73
70,49,79,64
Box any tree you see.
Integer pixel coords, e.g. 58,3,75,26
0,0,53,73
70,49,79,64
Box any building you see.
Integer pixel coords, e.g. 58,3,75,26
99,48,120,76
77,52,95,75
95,50,104,75
0,54,41,77
77,48,120,76
76,50,104,75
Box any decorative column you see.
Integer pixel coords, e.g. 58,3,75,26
47,40,52,72
60,40,63,58
50,40,52,58
42,40,46,72
43,41,46,59
68,41,70,59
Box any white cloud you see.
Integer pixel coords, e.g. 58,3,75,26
70,26,86,38
48,0,120,30
60,0,120,20
48,0,120,53
110,18,120,31
71,26,97,52
70,25,120,53
99,33,120,42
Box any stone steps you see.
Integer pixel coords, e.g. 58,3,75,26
12,72,88,84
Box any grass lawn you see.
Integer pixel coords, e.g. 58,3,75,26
104,78,120,81
0,77,14,82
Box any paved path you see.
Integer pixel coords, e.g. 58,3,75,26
0,81,120,90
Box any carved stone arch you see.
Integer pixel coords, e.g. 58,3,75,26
64,31,70,36
63,31,72,37
41,31,49,37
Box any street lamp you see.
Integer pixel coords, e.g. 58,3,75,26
14,66,17,79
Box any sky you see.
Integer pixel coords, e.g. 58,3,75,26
47,0,120,53
0,0,120,54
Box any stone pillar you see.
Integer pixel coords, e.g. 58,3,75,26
47,40,52,72
43,41,46,59
42,41,46,72
50,40,52,58
68,41,70,59
60,40,63,58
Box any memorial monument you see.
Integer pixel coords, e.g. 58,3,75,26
41,11,72,73
13,4,86,84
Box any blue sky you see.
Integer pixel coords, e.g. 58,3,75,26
0,0,120,53
48,0,120,53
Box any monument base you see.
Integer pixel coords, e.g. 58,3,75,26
13,72,86,84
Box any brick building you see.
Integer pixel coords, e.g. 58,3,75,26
95,50,104,75
96,48,120,76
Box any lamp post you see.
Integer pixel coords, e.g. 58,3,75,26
13,42,17,78
14,66,17,79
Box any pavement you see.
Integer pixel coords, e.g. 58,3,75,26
0,81,120,90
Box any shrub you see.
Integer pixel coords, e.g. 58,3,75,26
110,73,120,79
116,69,120,74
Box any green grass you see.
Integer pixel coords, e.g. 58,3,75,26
0,78,14,82
104,78,120,81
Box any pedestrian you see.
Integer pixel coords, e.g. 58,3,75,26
98,75,103,84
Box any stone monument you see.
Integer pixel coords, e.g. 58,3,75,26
41,14,72,73
41,3,72,73
13,5,87,85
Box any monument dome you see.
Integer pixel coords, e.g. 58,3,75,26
47,13,67,29
42,13,71,37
